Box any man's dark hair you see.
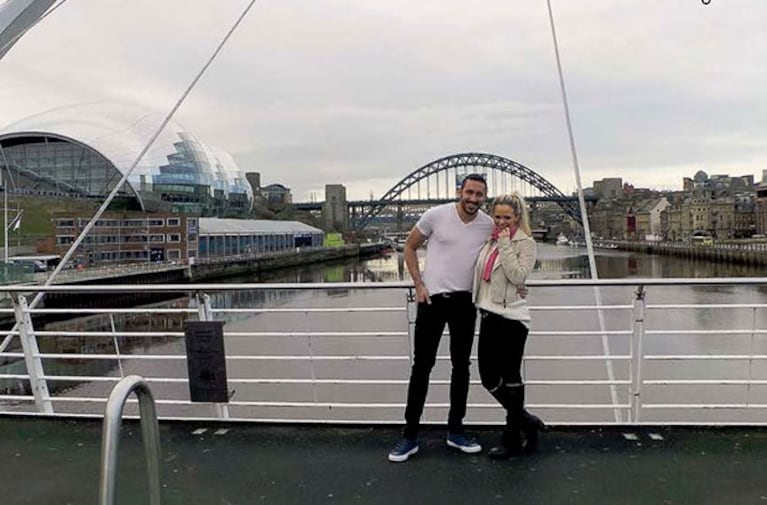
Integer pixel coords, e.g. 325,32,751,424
460,173,487,190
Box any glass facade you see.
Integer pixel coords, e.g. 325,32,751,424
0,136,138,199
0,103,253,215
196,231,323,258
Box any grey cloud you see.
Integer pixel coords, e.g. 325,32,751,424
1,0,766,201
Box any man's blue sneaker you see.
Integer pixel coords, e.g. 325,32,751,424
388,438,419,462
446,433,482,454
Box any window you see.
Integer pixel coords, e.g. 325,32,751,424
167,218,180,227
167,234,181,243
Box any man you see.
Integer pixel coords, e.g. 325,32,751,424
388,173,494,463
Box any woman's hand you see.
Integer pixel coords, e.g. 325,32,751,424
498,227,511,239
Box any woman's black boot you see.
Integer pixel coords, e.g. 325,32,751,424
488,424,522,460
521,409,545,454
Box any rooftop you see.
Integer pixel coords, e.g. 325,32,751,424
2,416,766,504
198,217,323,235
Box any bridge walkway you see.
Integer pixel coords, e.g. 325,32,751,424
1,416,765,504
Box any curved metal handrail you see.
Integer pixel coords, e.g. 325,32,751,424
99,375,162,505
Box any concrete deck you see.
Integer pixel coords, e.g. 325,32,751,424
2,417,766,504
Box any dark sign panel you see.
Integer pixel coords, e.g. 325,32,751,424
184,321,228,403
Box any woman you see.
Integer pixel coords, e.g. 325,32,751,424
472,192,544,459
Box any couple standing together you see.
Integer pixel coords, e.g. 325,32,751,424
389,173,544,463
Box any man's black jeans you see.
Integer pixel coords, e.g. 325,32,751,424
403,291,477,440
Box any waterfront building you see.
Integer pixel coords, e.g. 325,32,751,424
633,197,670,240
0,103,253,217
197,217,323,259
734,195,756,238
755,170,767,235
53,213,197,265
592,177,623,199
52,214,325,265
261,183,293,205
590,198,631,239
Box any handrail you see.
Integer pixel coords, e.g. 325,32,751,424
99,375,162,505
1,277,767,293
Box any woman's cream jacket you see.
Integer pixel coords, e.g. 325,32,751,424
472,229,537,321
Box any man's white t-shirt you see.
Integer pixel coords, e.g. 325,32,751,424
415,203,494,295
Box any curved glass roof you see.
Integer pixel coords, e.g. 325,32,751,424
0,102,253,210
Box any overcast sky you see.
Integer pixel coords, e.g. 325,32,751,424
1,0,765,201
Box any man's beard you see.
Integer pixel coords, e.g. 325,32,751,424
461,200,479,214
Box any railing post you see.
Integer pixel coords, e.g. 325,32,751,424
196,292,213,322
630,285,646,423
99,375,162,505
12,294,53,414
301,309,319,404
109,314,125,378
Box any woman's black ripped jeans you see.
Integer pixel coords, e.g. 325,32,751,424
478,309,528,390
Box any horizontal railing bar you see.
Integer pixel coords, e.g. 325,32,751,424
24,375,631,386
31,353,631,362
644,380,767,385
643,404,767,409
529,331,632,336
44,397,630,409
211,308,406,313
645,330,767,335
33,331,185,337
22,330,633,339
27,308,197,314
1,282,412,293
645,355,767,360
30,331,409,338
224,332,408,338
0,395,34,401
17,304,767,314
32,354,408,361
530,305,633,311
647,304,767,310
525,355,631,360
1,277,767,293
26,307,405,315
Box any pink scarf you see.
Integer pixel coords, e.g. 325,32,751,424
482,226,517,281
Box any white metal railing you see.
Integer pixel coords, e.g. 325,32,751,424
1,278,767,425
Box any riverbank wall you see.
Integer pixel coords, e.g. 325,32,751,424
188,243,386,281
604,240,767,266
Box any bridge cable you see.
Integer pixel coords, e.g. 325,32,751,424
0,0,260,354
0,0,69,60
545,0,622,422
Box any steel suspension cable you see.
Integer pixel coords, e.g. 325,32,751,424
0,0,69,58
0,0,259,353
545,0,621,422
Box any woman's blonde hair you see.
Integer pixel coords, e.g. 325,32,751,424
490,192,531,235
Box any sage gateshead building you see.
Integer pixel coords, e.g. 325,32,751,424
0,103,253,216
